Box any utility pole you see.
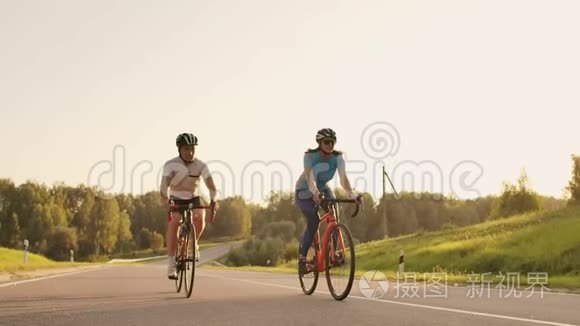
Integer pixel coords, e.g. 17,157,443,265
382,165,388,238
382,165,400,239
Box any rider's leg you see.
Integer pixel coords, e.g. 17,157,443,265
167,211,182,255
166,211,182,278
321,188,340,251
193,208,206,241
297,197,319,259
193,208,205,261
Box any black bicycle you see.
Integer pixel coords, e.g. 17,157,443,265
169,200,217,298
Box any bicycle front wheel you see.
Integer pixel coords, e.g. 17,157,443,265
184,223,197,298
325,223,355,301
175,235,184,293
298,241,319,295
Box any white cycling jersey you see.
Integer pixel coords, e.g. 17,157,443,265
160,156,212,200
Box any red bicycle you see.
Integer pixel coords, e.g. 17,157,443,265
299,195,362,300
169,201,217,298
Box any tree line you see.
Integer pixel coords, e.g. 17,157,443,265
2,154,578,263
0,181,252,261
225,156,580,267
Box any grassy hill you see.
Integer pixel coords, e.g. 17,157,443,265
0,247,86,273
215,206,580,288
354,206,580,287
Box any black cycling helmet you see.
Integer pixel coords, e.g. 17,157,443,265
176,133,198,147
316,128,337,143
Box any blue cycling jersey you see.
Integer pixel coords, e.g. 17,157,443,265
295,150,345,198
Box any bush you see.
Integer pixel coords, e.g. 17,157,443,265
226,248,250,266
45,227,78,261
492,170,540,218
258,221,296,241
150,232,164,250
77,239,93,258
283,240,299,262
138,228,153,249
226,237,286,266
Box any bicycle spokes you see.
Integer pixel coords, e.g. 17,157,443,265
298,243,319,295
183,223,197,298
325,224,355,301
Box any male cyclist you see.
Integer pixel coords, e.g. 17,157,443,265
295,128,359,274
160,133,218,280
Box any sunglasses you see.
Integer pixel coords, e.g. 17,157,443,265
322,139,335,145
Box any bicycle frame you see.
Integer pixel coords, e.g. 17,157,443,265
178,209,198,235
170,202,217,261
313,204,347,273
175,209,200,268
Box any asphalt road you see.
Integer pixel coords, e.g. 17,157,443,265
1,244,579,326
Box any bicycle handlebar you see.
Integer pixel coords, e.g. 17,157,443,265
169,202,218,224
169,204,214,210
320,194,363,218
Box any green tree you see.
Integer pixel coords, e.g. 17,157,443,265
413,196,443,231
369,194,393,240
46,227,78,261
116,210,133,253
13,182,50,234
138,228,153,249
473,196,496,222
131,192,166,240
249,203,269,235
258,221,296,241
207,196,251,239
70,188,96,258
90,197,121,255
0,212,21,247
150,231,164,250
493,169,540,218
342,192,376,242
0,179,17,246
47,202,68,228
115,194,136,217
567,154,580,204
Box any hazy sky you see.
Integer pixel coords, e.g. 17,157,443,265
1,0,578,202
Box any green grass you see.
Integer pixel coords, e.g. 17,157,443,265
0,247,89,273
208,207,580,289
354,206,580,279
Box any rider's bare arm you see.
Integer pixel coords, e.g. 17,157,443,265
160,175,170,202
305,167,320,196
204,176,218,202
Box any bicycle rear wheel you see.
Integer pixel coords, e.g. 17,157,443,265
184,223,197,298
298,241,319,295
325,223,355,301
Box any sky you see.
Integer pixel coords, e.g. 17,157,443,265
1,0,578,202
